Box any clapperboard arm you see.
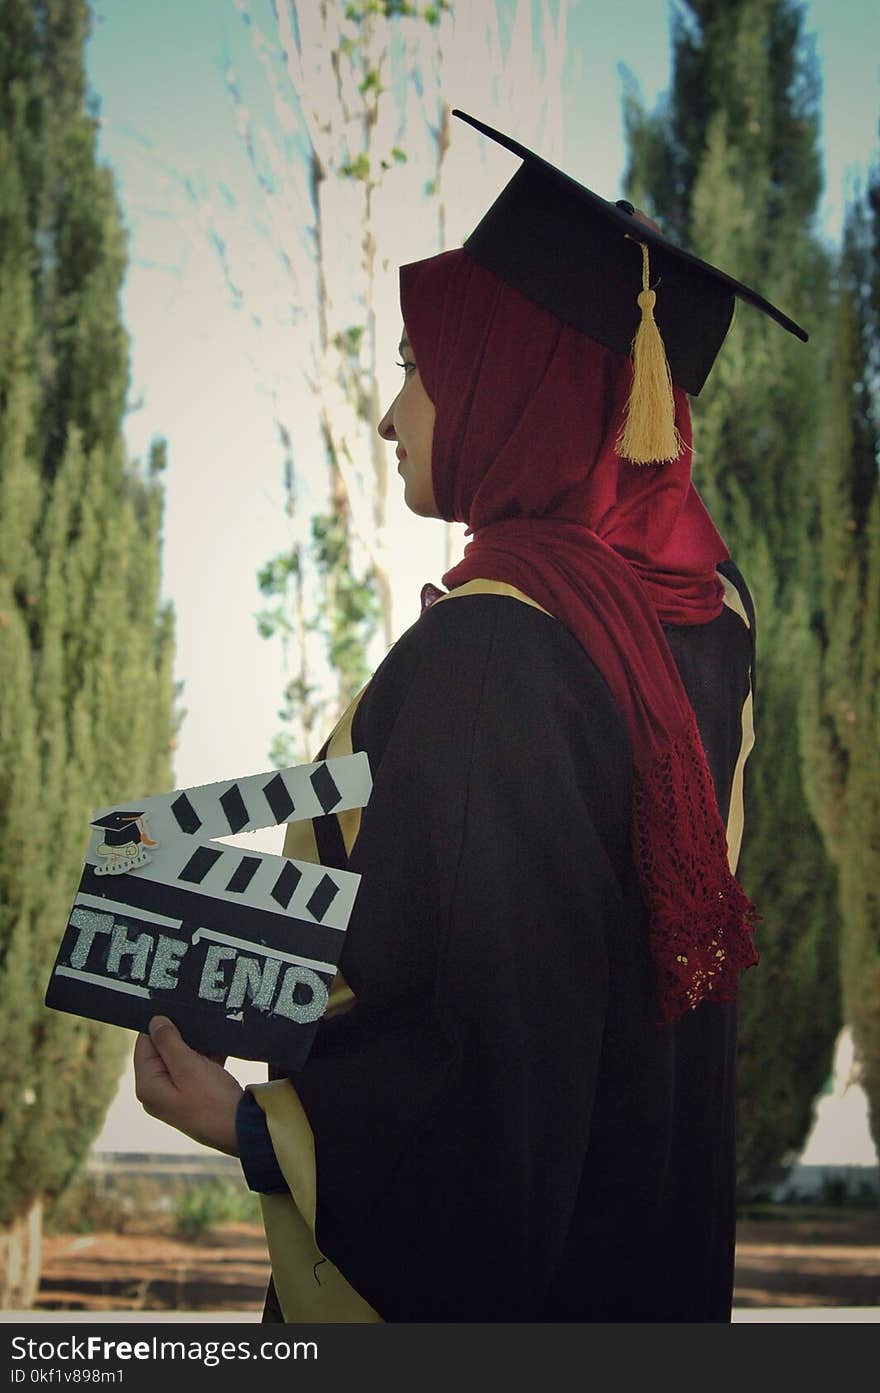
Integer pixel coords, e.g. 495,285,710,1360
44,754,372,1071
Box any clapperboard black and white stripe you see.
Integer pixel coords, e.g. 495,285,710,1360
44,754,372,1071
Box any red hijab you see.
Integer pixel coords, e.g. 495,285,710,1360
400,248,758,1022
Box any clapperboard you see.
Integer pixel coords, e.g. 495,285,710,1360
44,755,372,1070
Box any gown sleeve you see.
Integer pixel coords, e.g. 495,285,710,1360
247,592,634,1322
236,1089,288,1195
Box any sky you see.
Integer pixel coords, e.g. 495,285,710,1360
79,0,880,1157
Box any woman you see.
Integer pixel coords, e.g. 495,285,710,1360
135,114,807,1323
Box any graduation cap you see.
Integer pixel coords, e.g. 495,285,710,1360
91,811,146,849
452,109,809,462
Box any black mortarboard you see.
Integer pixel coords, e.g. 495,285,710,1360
91,811,145,848
452,110,808,426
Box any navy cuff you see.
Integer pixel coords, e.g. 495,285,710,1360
235,1090,290,1195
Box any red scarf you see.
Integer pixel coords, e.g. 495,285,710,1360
400,249,758,1022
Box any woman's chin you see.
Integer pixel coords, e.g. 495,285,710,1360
404,492,440,519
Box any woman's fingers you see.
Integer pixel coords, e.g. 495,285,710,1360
132,1015,243,1155
143,1015,194,1088
133,1027,174,1106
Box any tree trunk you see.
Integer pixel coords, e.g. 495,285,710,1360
0,1197,43,1310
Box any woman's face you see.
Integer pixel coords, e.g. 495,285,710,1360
377,330,439,518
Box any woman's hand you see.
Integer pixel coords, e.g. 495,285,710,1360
133,1015,244,1156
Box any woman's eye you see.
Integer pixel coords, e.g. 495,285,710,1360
396,360,414,373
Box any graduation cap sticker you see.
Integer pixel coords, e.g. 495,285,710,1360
45,755,373,1071
452,109,809,462
92,811,157,876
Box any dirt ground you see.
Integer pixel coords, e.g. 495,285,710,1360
35,1222,270,1315
732,1212,880,1309
30,1210,880,1315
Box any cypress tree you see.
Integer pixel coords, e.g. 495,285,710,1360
0,0,177,1303
623,0,841,1192
802,170,880,1151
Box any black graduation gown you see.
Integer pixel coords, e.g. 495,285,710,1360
241,563,756,1323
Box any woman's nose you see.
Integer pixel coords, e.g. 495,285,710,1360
377,403,397,440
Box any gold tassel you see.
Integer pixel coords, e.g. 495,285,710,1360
615,241,684,465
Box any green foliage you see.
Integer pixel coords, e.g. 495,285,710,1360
623,0,843,1188
333,325,366,356
255,535,320,764
255,549,301,641
312,512,381,698
256,509,379,764
624,0,822,252
44,1167,261,1237
739,1192,880,1221
801,175,880,1154
344,0,433,20
338,152,371,182
172,1179,260,1241
735,589,842,1194
268,725,303,773
358,67,382,96
0,0,178,1236
44,1168,146,1236
808,1172,880,1210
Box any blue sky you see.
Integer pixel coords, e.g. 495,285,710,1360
82,1,879,1154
